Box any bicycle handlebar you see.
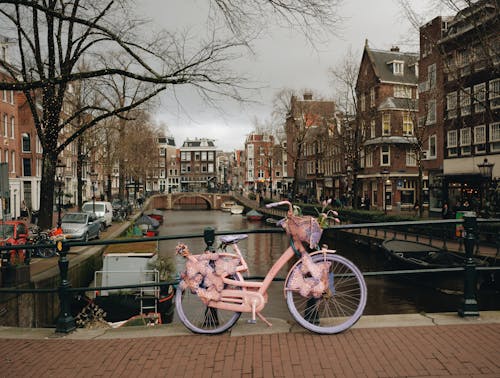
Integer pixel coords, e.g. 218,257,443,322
265,201,292,212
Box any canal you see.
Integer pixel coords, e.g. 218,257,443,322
157,210,499,317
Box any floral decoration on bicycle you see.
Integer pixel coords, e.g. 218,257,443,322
176,243,240,304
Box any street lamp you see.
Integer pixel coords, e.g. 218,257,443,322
477,158,495,214
89,170,99,215
56,161,66,227
381,169,390,214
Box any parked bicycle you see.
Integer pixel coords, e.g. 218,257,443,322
27,226,57,258
175,200,367,335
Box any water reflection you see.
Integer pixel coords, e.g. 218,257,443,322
158,209,499,315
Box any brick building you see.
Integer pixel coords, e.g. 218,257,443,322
244,132,275,193
179,138,217,192
356,42,420,211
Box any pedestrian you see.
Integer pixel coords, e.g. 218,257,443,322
413,200,420,216
441,202,450,219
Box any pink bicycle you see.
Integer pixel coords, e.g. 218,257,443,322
175,201,367,334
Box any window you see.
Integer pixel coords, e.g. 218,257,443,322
2,89,6,102
474,83,486,113
392,61,404,75
406,149,416,166
429,135,437,158
11,151,15,173
460,128,471,155
10,117,14,138
381,145,390,166
208,151,214,160
365,148,373,167
427,99,436,125
23,158,31,176
22,133,31,152
9,91,14,104
447,130,458,156
370,120,376,138
402,113,413,136
474,125,486,153
382,113,391,135
446,91,457,119
460,88,471,116
394,85,411,98
3,114,7,137
490,122,500,152
360,95,365,111
208,163,214,173
428,63,436,89
370,88,375,107
490,79,500,109
201,151,207,161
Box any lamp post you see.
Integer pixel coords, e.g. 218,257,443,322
477,158,495,214
89,170,98,215
381,169,390,214
56,161,66,227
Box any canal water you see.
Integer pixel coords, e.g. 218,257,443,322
157,210,499,317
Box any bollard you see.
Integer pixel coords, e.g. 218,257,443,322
458,213,479,317
204,227,216,252
55,240,76,333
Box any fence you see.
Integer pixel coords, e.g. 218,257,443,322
1,215,499,333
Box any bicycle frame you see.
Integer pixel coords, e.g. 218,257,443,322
198,240,300,326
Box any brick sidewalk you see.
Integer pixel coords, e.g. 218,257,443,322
1,323,499,377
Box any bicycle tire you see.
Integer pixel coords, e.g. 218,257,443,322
286,252,367,334
175,274,242,334
37,246,56,258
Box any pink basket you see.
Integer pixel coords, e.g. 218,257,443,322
281,215,322,248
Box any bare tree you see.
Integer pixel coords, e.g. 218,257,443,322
0,0,343,229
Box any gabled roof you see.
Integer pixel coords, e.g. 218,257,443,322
365,47,419,85
378,97,418,111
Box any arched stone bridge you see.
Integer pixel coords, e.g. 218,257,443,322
146,192,235,210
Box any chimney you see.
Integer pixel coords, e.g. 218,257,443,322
390,46,400,52
303,91,313,101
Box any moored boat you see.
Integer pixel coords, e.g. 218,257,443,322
381,239,487,270
246,209,264,221
221,201,236,212
230,205,244,215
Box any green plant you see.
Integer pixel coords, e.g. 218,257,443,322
147,255,176,281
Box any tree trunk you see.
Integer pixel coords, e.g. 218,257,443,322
77,137,84,211
38,154,57,230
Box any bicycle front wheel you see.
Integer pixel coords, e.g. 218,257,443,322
175,274,242,334
37,246,56,258
286,252,367,334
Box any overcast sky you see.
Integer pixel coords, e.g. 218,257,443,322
137,0,431,152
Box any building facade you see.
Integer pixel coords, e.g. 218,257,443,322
180,138,217,192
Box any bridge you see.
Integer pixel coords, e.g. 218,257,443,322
146,192,235,210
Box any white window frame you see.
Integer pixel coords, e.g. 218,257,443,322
490,79,500,109
3,114,7,137
394,85,412,99
426,99,436,125
365,148,373,167
447,130,458,157
429,134,437,159
370,120,376,138
428,63,436,89
474,125,486,154
474,83,486,113
380,145,390,166
446,91,457,119
392,61,404,75
460,128,471,155
406,150,417,166
10,116,14,139
460,88,471,116
402,113,413,136
490,122,500,152
370,88,375,107
382,113,391,136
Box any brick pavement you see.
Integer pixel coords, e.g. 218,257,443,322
1,322,500,377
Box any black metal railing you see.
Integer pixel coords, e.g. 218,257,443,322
1,215,499,333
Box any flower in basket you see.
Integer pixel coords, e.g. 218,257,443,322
316,199,340,229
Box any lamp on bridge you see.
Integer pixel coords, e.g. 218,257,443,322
56,160,66,228
477,158,495,215
381,169,391,215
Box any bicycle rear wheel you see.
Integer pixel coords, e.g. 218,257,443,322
36,246,56,258
286,252,367,334
175,274,242,334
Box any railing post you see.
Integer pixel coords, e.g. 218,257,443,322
458,213,479,317
204,227,215,252
55,240,76,333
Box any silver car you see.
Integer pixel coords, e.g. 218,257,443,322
61,212,101,242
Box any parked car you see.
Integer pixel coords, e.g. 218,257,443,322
82,201,113,229
0,220,29,264
60,212,101,242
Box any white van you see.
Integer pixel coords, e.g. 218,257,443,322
82,201,113,228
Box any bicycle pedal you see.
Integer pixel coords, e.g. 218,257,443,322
247,319,257,324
